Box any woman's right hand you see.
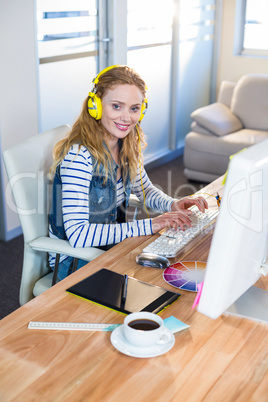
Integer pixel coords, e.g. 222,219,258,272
151,210,193,234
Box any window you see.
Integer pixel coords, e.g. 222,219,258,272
127,0,173,49
36,0,98,63
238,0,268,56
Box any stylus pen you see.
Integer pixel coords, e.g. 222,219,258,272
121,274,128,305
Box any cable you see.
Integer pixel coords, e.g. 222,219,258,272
194,192,222,207
136,124,150,218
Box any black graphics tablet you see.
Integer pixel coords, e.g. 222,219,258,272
66,268,180,315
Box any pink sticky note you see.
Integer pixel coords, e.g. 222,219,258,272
191,281,204,310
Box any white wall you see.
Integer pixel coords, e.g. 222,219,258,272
0,0,39,239
217,0,268,88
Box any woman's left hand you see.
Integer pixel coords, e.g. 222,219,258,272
171,196,208,213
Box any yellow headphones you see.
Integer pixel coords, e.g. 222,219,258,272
88,65,148,121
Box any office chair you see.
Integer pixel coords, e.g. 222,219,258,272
3,125,107,305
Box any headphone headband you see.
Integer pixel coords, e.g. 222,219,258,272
92,65,120,87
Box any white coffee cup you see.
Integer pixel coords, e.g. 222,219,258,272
123,312,172,348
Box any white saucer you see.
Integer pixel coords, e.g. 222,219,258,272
110,325,175,358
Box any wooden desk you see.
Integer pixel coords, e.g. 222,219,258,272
0,178,267,401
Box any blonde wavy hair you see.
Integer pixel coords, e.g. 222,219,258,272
50,65,147,184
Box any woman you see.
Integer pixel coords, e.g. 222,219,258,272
49,65,208,280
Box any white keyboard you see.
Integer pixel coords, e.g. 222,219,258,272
143,207,219,258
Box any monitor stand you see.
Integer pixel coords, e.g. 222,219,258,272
225,286,268,324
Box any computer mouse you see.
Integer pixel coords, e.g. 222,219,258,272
135,253,170,269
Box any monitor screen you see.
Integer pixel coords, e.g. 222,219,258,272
198,139,268,323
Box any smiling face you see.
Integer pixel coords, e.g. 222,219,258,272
100,84,143,144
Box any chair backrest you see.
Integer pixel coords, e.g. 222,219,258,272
3,125,70,243
217,80,236,107
231,74,268,130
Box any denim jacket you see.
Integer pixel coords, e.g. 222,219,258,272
49,148,132,241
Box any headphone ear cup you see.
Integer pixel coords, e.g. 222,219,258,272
88,92,102,120
139,98,148,122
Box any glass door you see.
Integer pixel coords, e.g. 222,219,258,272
127,0,174,163
176,0,217,146
36,0,101,131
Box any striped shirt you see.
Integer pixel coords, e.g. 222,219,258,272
49,144,175,266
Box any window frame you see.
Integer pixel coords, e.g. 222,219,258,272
234,0,268,58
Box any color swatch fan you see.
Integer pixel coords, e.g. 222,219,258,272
163,261,206,292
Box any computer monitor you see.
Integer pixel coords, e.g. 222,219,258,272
198,139,268,323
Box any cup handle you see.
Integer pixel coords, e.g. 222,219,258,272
157,327,173,344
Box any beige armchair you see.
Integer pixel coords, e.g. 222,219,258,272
183,74,268,182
